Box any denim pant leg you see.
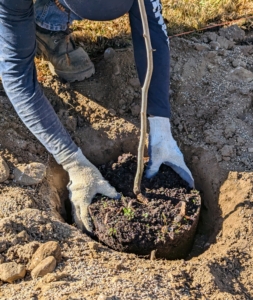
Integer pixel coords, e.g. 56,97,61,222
35,0,171,118
0,0,78,162
34,0,81,31
129,0,171,118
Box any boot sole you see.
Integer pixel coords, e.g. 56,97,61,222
36,38,95,82
48,61,95,82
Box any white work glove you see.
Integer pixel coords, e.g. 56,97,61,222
60,148,120,233
146,116,194,188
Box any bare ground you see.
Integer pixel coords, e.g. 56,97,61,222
0,25,252,299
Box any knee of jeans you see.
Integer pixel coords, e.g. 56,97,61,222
3,0,33,11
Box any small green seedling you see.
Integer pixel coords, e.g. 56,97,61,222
123,207,135,220
142,212,149,219
102,201,108,208
108,228,117,236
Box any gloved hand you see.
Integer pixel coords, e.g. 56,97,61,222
146,116,194,188
59,148,120,233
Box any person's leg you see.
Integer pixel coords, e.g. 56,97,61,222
0,0,78,162
34,0,81,31
34,0,94,82
129,0,170,118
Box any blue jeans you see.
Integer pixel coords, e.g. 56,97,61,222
0,0,170,162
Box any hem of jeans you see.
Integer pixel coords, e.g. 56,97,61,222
35,20,67,31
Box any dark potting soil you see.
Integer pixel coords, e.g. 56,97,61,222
89,154,201,259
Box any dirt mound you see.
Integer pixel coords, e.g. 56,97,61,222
0,25,252,299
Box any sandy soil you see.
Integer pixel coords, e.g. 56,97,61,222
0,25,252,299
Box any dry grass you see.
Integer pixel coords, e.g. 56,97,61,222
163,0,253,33
71,0,253,55
72,14,131,56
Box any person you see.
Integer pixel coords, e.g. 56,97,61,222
0,0,194,234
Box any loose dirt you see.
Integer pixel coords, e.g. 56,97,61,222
0,25,252,299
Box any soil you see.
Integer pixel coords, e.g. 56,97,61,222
0,25,252,299
90,154,201,259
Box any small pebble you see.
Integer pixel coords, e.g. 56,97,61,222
0,262,26,283
28,241,61,271
13,162,46,186
31,256,56,279
131,104,141,117
0,156,10,183
108,109,116,116
129,78,140,88
104,48,115,61
88,241,99,251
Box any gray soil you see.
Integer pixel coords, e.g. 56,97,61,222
0,25,252,299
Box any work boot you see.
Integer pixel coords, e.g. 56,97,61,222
36,25,95,82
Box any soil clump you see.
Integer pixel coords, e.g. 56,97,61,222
90,154,201,259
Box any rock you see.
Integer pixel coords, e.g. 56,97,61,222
219,25,245,41
204,32,218,42
240,87,250,95
0,156,10,183
0,262,26,283
229,67,253,83
108,108,116,116
131,104,141,117
16,241,40,264
237,136,245,145
31,256,56,279
104,48,116,61
206,51,216,59
0,240,7,253
113,64,121,76
97,294,110,300
17,230,30,242
248,148,253,153
129,77,140,88
195,43,210,51
13,162,46,186
216,36,234,50
240,45,253,56
209,41,220,51
118,99,126,105
220,145,234,157
40,272,67,284
66,116,77,132
204,129,223,145
224,123,236,138
232,59,246,68
28,241,61,271
217,49,226,56
7,242,40,265
88,241,99,251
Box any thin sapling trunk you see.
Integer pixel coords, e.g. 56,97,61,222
133,0,154,197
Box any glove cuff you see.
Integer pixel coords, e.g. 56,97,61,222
148,116,172,140
55,148,91,172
